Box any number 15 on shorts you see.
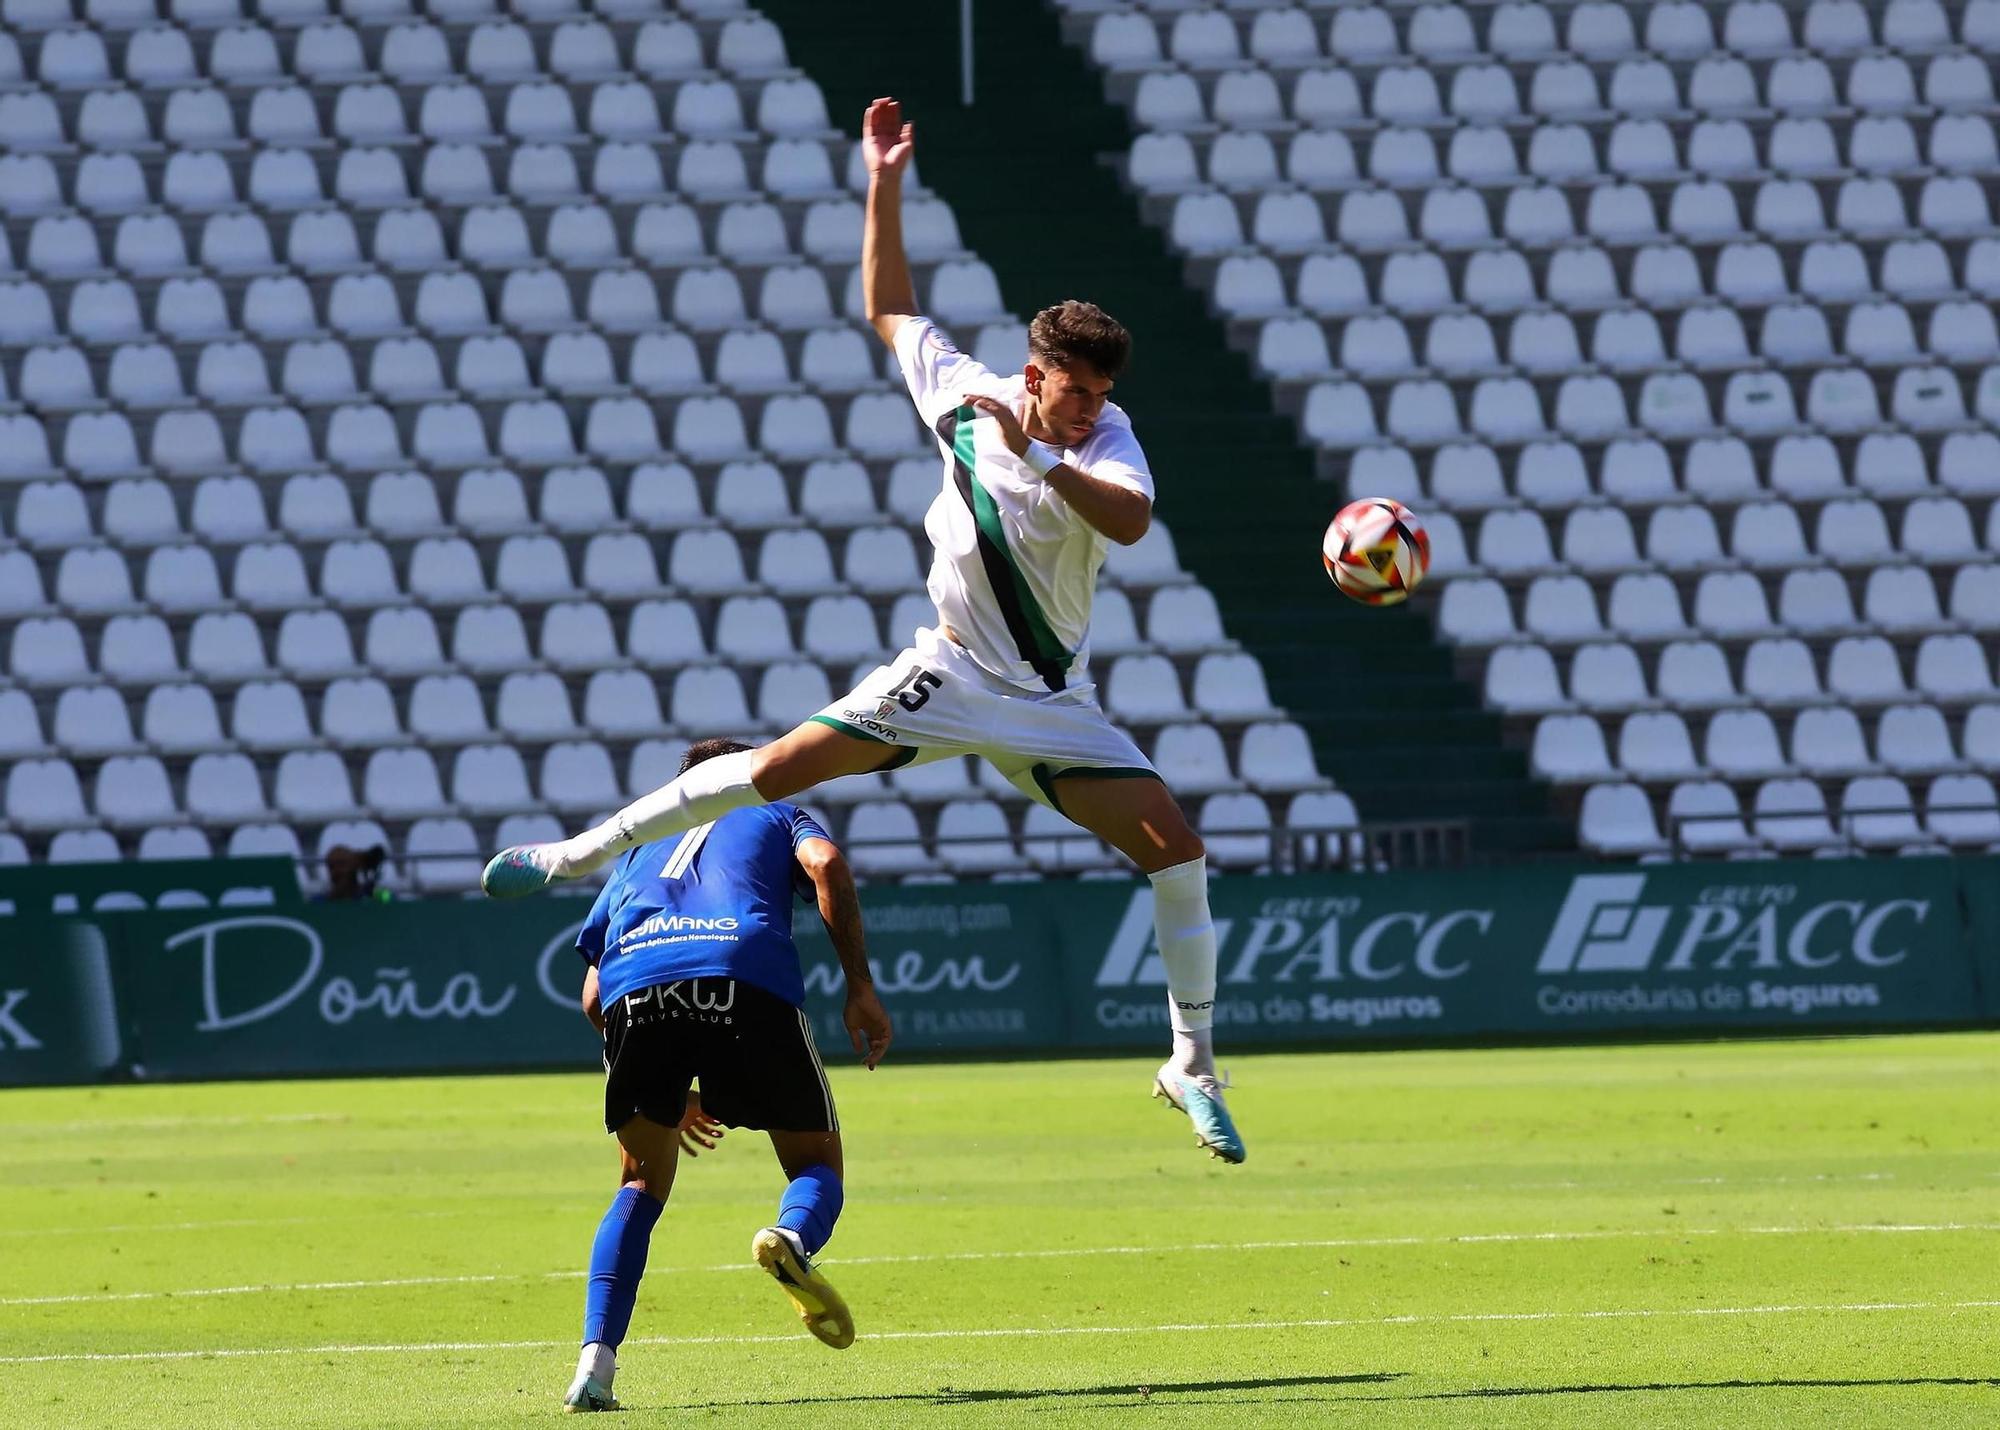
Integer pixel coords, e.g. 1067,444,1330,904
886,667,942,712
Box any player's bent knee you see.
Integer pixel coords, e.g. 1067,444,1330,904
771,1129,843,1181
624,1173,669,1202
1156,792,1205,862
749,730,844,800
752,723,901,799
1137,799,1204,870
746,738,797,800
1142,830,1204,873
612,1113,681,1199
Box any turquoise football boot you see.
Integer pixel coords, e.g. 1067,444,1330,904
480,843,566,899
1153,1065,1246,1164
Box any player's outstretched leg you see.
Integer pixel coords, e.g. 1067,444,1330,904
486,747,764,898
753,1160,853,1348
1146,854,1245,1164
485,724,900,899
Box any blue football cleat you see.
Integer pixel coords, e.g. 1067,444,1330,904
1153,1065,1246,1164
480,844,564,899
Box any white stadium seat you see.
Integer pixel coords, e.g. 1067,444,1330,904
1754,779,1838,852
1532,715,1613,781
1844,776,1923,850
57,685,139,756
355,749,445,821
1706,711,1789,779
1662,782,1752,855
1657,641,1740,708
7,759,91,832
1199,793,1273,872
1581,783,1667,855
1928,775,2000,847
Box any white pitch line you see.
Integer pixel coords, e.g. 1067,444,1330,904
1,1112,351,1135
0,1274,518,1308
818,1221,2000,1271
6,1299,2000,1367
0,1209,472,1242
0,1217,317,1243
0,1168,1965,1242
6,1222,1995,1310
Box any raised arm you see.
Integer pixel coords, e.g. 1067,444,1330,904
861,96,919,348
796,835,893,1069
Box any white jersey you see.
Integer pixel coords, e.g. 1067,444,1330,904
892,317,1155,693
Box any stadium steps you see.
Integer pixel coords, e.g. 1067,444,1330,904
756,0,1576,860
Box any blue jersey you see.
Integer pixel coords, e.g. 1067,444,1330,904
576,803,831,1010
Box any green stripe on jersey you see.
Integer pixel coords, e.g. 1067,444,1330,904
951,408,1072,672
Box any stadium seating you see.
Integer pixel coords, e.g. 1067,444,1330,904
1071,0,2000,860
0,1,1341,887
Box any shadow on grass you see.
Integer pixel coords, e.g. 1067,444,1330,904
1351,1376,2000,1403
684,1372,1401,1410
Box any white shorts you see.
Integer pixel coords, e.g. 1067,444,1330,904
809,626,1157,809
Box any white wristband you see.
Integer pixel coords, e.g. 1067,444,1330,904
1023,442,1062,477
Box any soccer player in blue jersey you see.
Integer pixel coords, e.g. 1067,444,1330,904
562,739,893,1414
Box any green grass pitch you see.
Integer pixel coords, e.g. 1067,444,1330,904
3,1033,1996,1427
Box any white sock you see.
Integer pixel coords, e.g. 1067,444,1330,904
1149,855,1217,1076
576,1340,616,1387
553,751,763,878
1172,1023,1216,1076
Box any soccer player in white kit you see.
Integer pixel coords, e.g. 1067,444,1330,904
485,96,1242,1164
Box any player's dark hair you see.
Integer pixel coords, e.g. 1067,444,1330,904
1028,299,1131,379
679,738,752,775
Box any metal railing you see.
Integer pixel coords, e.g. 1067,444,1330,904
298,816,1481,897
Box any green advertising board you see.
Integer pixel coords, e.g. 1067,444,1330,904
1,857,1994,1087
0,857,301,921
792,888,1074,1056
1076,859,1981,1045
1951,855,2000,1020
106,901,600,1081
0,920,125,1085
90,890,1078,1080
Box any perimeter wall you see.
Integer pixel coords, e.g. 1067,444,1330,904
1,857,1995,1085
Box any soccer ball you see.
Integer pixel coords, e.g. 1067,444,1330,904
1323,498,1430,606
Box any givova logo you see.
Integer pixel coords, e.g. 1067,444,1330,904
1536,874,1930,974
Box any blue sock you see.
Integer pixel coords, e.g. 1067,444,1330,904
581,1186,663,1349
776,1164,843,1256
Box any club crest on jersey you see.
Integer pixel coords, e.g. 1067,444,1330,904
875,698,898,719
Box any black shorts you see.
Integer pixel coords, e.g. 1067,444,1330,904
601,977,837,1136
